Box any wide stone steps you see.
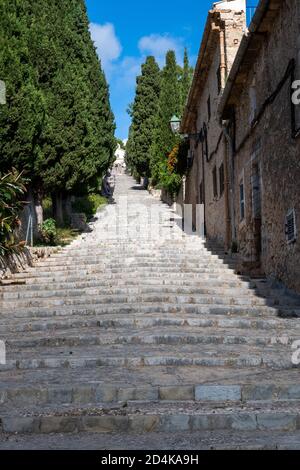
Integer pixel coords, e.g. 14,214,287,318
1,342,295,371
9,267,239,281
2,287,297,310
1,368,300,409
0,285,261,300
21,256,236,266
2,401,300,435
0,314,296,334
3,272,246,286
1,292,298,309
0,302,288,319
0,367,300,410
0,293,273,310
0,174,299,444
0,278,255,291
4,325,298,349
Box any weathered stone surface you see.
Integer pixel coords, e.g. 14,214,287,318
159,386,194,401
40,417,78,434
242,385,276,401
231,414,257,431
118,387,158,402
195,385,241,402
129,415,160,433
191,414,232,431
0,173,300,446
257,414,297,432
80,416,129,433
159,415,190,433
2,417,39,434
95,386,117,403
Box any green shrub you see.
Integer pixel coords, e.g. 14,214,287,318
156,160,182,196
0,169,27,259
39,218,57,245
42,197,53,220
72,194,107,219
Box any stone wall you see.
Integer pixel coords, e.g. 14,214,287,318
232,0,300,291
0,246,61,281
183,6,245,244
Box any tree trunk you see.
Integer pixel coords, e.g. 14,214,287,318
34,189,44,226
63,194,72,224
52,192,64,226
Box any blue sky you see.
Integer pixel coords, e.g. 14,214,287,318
86,0,258,140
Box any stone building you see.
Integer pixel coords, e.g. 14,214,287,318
180,0,247,246
218,0,300,292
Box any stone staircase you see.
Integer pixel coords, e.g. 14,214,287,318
0,174,300,447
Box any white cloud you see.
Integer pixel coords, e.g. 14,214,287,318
89,23,122,76
89,22,190,139
138,34,184,66
114,56,143,91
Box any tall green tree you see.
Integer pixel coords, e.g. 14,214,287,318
0,0,116,224
33,0,116,222
180,48,193,113
126,56,160,177
150,50,181,185
0,0,45,181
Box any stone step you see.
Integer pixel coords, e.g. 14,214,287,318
30,257,236,266
42,258,235,267
5,322,300,347
2,401,300,434
2,292,297,309
0,278,254,291
3,429,300,450
0,313,298,334
4,272,247,286
49,251,233,260
0,293,272,309
0,285,260,300
1,368,299,408
4,325,298,349
2,342,295,370
10,266,238,279
0,302,285,319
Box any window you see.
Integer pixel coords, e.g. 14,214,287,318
286,209,297,244
239,181,245,221
217,66,222,94
251,164,261,219
213,166,218,199
199,182,204,204
202,123,209,161
207,96,211,122
219,163,225,197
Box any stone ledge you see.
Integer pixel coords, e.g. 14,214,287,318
0,246,61,282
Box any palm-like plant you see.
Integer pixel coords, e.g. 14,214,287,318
0,169,27,259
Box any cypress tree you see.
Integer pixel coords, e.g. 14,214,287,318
150,50,181,185
126,56,160,177
180,48,193,113
0,0,46,180
0,0,116,224
33,0,116,221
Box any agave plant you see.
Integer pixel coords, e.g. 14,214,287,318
0,169,28,259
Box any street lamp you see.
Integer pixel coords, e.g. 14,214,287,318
170,114,203,142
170,115,181,134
